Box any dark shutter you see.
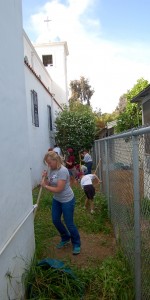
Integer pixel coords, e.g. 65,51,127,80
48,105,52,131
31,90,39,127
33,91,39,127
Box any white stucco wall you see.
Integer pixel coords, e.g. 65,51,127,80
24,34,64,187
0,1,35,299
24,66,53,187
23,32,64,187
23,32,52,93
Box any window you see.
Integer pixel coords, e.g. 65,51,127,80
47,105,53,131
31,90,39,127
42,55,53,66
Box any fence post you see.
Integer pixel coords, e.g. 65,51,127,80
105,139,110,216
98,141,101,181
132,135,141,300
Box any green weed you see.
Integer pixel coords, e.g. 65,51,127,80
24,257,84,300
74,251,134,300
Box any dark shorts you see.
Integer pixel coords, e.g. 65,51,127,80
83,185,95,200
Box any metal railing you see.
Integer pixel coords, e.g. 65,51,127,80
93,125,150,300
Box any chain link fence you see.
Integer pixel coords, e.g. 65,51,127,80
93,125,150,300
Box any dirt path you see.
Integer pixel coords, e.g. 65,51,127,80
37,181,117,269
43,230,116,268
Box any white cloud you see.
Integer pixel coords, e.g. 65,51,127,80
26,0,150,113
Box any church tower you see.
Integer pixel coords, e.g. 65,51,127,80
33,16,69,106
34,38,69,106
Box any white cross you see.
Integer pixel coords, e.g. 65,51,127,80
44,16,52,29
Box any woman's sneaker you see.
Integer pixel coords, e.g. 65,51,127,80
72,246,80,255
56,240,70,249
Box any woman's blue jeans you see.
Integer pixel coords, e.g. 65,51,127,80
52,197,81,247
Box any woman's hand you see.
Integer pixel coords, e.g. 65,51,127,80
40,171,48,187
42,170,47,178
40,181,45,187
40,177,46,187
95,176,102,184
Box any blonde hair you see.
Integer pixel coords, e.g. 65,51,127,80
43,151,64,169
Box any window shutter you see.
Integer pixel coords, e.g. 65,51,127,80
48,105,52,131
31,90,39,127
33,91,39,127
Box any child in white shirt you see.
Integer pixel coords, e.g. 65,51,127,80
80,173,100,214
81,149,93,174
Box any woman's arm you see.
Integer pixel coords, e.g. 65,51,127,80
93,174,101,183
41,179,66,193
66,161,72,166
40,171,48,185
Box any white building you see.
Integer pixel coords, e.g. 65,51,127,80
0,1,69,298
23,32,69,187
0,1,35,299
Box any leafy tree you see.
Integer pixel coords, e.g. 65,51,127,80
94,111,118,139
54,102,97,158
115,94,127,113
116,78,149,132
69,76,95,106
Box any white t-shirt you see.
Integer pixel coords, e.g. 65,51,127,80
80,174,96,188
83,153,92,163
53,146,62,155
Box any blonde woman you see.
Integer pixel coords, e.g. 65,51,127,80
41,151,81,255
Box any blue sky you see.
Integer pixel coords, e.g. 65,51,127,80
22,0,150,113
97,0,150,43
